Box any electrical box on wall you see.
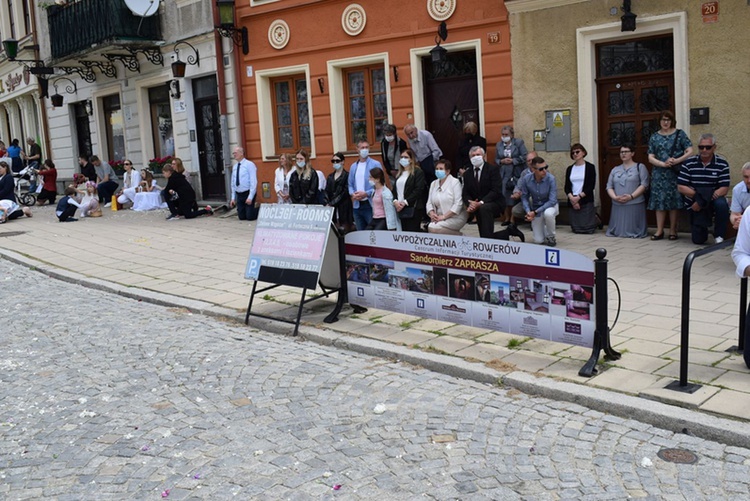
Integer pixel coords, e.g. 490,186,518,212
533,130,547,151
544,110,572,152
690,107,710,125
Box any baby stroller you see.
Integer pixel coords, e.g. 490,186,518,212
12,164,38,206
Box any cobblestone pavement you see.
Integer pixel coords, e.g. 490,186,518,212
1,260,749,500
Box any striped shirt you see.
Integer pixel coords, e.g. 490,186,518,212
678,154,730,207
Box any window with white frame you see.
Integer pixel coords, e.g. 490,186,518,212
328,53,391,155
271,74,310,153
343,65,387,149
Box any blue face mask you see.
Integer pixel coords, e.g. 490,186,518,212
399,158,410,167
296,161,306,169
435,170,446,180
332,162,342,170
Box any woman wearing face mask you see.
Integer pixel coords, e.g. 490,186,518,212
380,123,408,181
274,153,294,204
392,149,426,232
289,148,319,205
326,151,354,233
366,168,399,231
457,122,486,178
495,125,528,224
426,159,468,235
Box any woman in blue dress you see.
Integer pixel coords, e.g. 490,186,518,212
647,110,693,240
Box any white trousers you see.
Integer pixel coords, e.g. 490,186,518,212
530,204,559,243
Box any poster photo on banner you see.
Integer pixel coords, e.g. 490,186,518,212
345,231,596,348
245,204,334,289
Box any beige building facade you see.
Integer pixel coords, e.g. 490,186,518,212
506,0,750,220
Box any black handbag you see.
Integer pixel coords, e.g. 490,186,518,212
668,129,685,173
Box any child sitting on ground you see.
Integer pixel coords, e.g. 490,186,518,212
77,181,101,217
0,199,32,223
55,187,83,222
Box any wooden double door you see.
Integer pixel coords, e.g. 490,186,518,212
596,73,675,223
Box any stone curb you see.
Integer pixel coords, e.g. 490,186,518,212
3,248,750,448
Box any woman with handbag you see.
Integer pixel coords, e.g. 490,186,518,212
606,144,649,238
647,110,693,240
392,149,426,232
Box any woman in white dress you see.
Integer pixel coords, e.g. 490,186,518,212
132,169,167,211
116,159,142,206
274,153,294,203
425,159,468,235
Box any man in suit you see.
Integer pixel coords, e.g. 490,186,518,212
462,146,504,238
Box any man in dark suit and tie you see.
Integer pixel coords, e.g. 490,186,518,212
462,146,504,238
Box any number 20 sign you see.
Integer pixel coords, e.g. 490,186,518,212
702,1,718,23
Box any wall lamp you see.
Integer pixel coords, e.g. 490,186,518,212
2,38,40,61
216,0,249,55
50,76,78,107
171,41,200,78
621,0,637,32
429,22,448,65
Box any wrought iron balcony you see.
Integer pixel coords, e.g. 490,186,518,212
48,0,162,60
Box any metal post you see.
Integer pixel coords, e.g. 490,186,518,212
740,278,747,352
579,248,620,377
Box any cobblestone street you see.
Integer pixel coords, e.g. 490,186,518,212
1,259,749,500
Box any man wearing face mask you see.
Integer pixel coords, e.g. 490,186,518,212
348,139,387,230
380,123,408,181
462,146,504,238
495,125,528,223
457,122,486,177
404,124,442,185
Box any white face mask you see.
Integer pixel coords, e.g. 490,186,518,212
359,149,369,158
502,135,511,143
399,158,410,167
296,161,305,169
384,135,394,142
470,155,484,167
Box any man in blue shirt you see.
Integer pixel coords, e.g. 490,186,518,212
677,133,730,244
404,124,442,184
730,162,750,231
230,147,258,221
519,156,559,247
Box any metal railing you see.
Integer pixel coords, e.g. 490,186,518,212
49,0,162,60
667,238,737,393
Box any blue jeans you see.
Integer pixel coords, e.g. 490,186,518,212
353,201,372,231
689,196,728,244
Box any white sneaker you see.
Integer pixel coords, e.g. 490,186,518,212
104,203,111,208
715,236,724,244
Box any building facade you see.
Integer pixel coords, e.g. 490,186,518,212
506,0,750,221
0,0,47,157
23,0,242,200
237,0,513,201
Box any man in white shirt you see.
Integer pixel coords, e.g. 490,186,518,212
732,212,750,369
347,139,386,230
730,162,750,230
230,147,258,221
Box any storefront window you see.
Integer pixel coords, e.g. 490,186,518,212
149,85,173,159
102,94,124,162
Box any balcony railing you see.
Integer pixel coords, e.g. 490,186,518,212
49,0,162,60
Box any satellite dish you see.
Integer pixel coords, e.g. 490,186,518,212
124,0,159,17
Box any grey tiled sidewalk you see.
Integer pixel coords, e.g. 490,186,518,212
1,204,747,421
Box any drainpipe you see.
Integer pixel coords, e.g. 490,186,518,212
211,1,246,203
29,4,51,160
